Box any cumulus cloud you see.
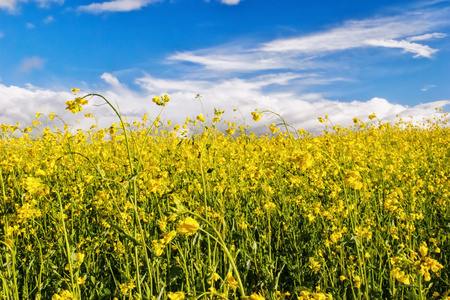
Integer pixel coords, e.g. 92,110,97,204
2,75,448,136
0,84,74,126
101,73,122,87
20,56,46,72
78,0,162,14
0,0,19,12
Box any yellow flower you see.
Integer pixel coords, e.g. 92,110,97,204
308,257,320,273
419,242,428,257
343,170,363,190
77,276,86,285
152,94,170,106
162,231,177,244
226,128,235,135
249,292,265,300
35,169,46,176
52,290,74,300
178,217,200,236
353,275,361,288
292,151,313,172
65,100,82,114
269,123,279,133
119,282,136,293
151,240,165,256
197,113,206,122
168,291,185,300
251,111,263,122
76,252,85,263
211,272,221,281
71,88,80,95
263,202,276,212
226,272,238,290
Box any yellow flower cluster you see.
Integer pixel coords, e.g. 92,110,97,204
177,217,200,236
1,93,449,299
65,97,89,114
152,94,170,106
151,230,177,256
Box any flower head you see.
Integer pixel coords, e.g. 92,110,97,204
168,292,185,300
178,217,200,236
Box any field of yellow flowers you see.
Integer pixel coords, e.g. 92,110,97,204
0,91,449,300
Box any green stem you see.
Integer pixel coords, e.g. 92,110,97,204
55,189,76,297
191,213,246,297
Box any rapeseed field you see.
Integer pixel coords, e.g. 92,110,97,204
0,91,449,300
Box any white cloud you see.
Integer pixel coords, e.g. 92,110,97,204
26,23,36,29
0,0,63,12
170,7,449,73
259,12,448,57
0,84,74,126
34,0,64,8
220,0,242,5
101,73,122,87
169,51,305,72
20,56,46,72
364,39,438,58
0,0,19,12
1,75,449,135
43,15,55,24
78,0,161,14
406,32,446,41
421,84,436,91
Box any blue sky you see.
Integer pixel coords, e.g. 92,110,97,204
0,0,449,132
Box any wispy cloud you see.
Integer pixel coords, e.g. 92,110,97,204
169,51,312,72
421,84,436,91
406,32,446,41
20,56,46,72
364,39,438,58
77,0,242,13
78,0,162,14
43,15,55,24
220,0,242,5
170,6,450,74
34,0,64,8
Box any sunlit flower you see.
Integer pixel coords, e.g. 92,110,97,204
226,272,238,290
178,217,200,236
249,292,265,300
251,111,263,122
168,291,185,300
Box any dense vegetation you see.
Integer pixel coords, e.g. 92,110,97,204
1,91,449,299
